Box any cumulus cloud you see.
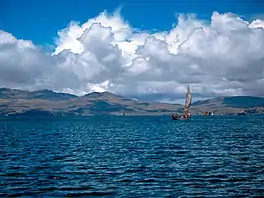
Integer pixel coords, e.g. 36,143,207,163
0,10,264,103
0,30,54,89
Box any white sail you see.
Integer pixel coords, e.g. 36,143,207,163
172,85,192,120
185,85,192,108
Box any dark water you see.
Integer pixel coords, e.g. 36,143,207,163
1,116,264,197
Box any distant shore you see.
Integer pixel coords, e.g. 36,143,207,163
1,88,264,116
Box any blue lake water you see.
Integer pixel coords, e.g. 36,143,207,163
0,116,264,197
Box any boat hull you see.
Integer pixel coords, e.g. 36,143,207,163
171,115,190,120
172,117,190,120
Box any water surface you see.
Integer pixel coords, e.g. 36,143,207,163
1,116,264,197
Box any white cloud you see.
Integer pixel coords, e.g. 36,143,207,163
0,11,264,103
0,30,54,89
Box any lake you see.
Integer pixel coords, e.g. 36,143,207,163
1,116,264,197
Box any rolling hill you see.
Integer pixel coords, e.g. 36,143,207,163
0,88,77,101
0,88,183,116
192,96,264,114
0,88,263,116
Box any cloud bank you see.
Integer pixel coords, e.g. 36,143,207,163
1,11,264,102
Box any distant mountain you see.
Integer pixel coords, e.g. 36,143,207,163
223,96,264,108
0,88,77,101
0,88,29,99
0,88,182,116
192,96,264,114
0,88,263,116
28,89,78,101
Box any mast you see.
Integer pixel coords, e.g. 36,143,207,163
184,85,192,116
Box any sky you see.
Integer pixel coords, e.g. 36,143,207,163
0,0,264,103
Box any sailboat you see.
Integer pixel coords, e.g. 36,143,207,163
172,85,192,120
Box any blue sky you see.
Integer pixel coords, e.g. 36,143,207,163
1,0,263,46
1,0,264,100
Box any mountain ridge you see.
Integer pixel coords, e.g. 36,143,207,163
0,87,264,116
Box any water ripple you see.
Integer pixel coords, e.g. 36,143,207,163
0,116,264,197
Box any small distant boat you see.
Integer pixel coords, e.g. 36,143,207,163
204,111,214,116
172,85,192,120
